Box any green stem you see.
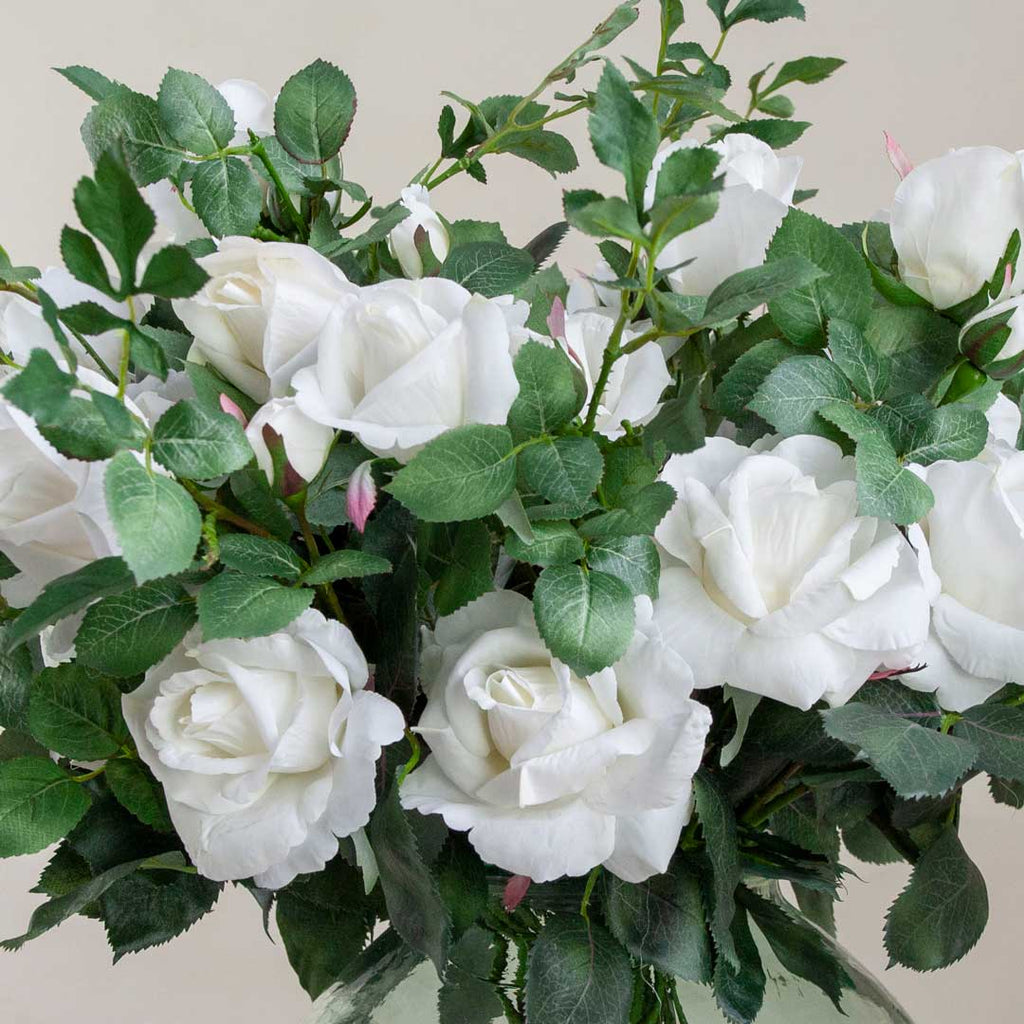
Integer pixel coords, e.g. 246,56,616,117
298,507,346,622
744,783,810,828
579,865,602,922
71,766,106,784
248,133,307,240
65,324,118,384
868,810,920,865
0,282,39,304
740,762,804,826
182,480,272,538
397,729,421,785
710,28,729,63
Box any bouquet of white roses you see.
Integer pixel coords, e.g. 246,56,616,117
2,1,1022,1021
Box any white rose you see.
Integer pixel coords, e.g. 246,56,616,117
292,278,520,462
904,434,1024,710
566,261,623,315
143,181,207,251
173,238,358,403
652,435,930,710
0,367,120,607
891,146,1024,310
126,370,196,427
400,591,712,883
389,185,450,279
562,310,671,438
986,392,1022,447
245,397,334,486
645,134,803,297
123,609,405,888
0,268,131,374
216,79,275,145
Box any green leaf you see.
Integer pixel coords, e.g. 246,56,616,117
764,56,845,92
0,625,34,731
748,354,855,439
884,827,988,970
56,65,120,101
605,861,712,981
564,195,645,244
229,468,293,540
157,69,235,155
766,208,871,347
28,664,128,760
507,340,583,441
756,95,795,118
105,452,202,583
276,858,372,998
589,61,659,212
827,318,890,401
138,244,209,299
871,395,989,466
386,425,517,523
81,89,185,186
520,436,604,506
710,0,805,30
989,775,1024,808
702,256,826,325
217,534,303,579
4,557,135,649
104,758,172,831
642,380,706,456
648,193,720,253
576,481,677,540
953,706,1024,782
74,151,155,295
494,129,578,175
533,564,634,675
152,399,253,479
191,157,263,237
438,925,506,1023
0,758,92,858
434,521,493,616
713,337,798,421
299,550,392,585
75,579,197,678
694,769,740,968
59,227,113,295
505,520,584,567
852,429,936,525
718,119,810,150
439,242,535,298
370,782,451,971
2,851,185,950
102,869,221,960
712,903,765,1024
650,147,721,207
197,572,314,641
821,705,976,798
0,348,75,424
557,2,642,83
584,535,659,598
739,887,848,1007
842,819,902,865
274,59,357,164
524,917,633,1024
865,304,960,398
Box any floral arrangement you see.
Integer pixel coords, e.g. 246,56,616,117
1,1,1022,1021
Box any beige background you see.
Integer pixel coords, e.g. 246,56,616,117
2,0,1023,1020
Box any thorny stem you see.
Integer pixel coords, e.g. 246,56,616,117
297,506,346,622
248,133,308,240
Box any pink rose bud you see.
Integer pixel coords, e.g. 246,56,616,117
347,461,378,534
503,875,532,912
867,665,924,681
546,295,566,341
219,393,248,427
884,131,914,180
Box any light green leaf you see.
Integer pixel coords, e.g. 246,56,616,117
827,318,890,401
386,425,517,523
748,354,855,439
520,436,603,505
218,534,303,579
197,572,314,640
191,157,263,238
764,56,845,93
694,768,740,968
852,430,936,525
701,256,826,325
953,705,1024,782
75,578,197,677
507,340,583,441
138,245,209,299
505,520,584,567
157,69,235,155
584,535,660,598
576,482,677,540
565,196,646,243
152,399,253,479
299,550,392,585
533,564,635,675
434,521,493,616
0,625,33,731
106,453,202,583
439,242,535,298
55,65,120,101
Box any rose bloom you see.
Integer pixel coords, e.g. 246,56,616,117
245,397,334,486
400,591,712,883
123,610,404,889
173,238,358,403
652,435,930,710
559,310,671,438
645,133,803,297
0,367,121,607
292,278,520,462
389,184,451,279
891,146,1024,310
905,397,1024,710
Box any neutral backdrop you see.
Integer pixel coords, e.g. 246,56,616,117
2,1,1023,1021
